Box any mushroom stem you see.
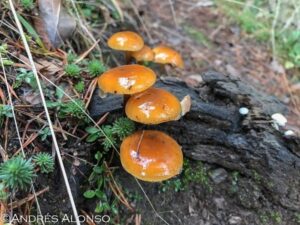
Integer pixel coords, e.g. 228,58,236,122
123,94,130,107
125,51,131,64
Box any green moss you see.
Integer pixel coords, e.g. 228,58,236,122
230,171,239,193
74,81,85,93
259,211,282,224
270,211,282,224
160,159,212,193
88,60,107,77
294,213,300,224
64,64,81,77
259,212,269,225
252,170,262,183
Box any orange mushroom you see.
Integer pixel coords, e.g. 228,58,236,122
125,87,181,124
129,45,154,62
152,45,184,68
120,130,183,182
98,65,156,95
107,31,145,64
107,31,144,51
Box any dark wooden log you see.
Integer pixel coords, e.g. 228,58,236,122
89,71,300,212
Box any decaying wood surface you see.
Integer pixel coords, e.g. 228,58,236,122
89,71,300,212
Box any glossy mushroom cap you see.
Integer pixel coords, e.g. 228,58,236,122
108,31,144,51
125,88,181,124
130,45,154,62
98,65,156,95
120,130,183,182
153,45,184,68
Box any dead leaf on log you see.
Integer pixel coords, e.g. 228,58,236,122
180,95,192,116
36,0,76,48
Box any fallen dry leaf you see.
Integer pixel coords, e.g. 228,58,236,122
185,74,203,87
180,95,192,116
20,90,42,105
37,0,76,48
36,59,62,75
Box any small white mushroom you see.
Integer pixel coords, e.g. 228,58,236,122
284,130,295,136
239,107,249,115
271,113,287,127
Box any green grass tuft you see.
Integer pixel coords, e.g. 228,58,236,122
88,60,107,77
183,25,212,47
0,156,35,190
33,153,55,174
111,117,135,140
74,80,85,93
64,64,81,77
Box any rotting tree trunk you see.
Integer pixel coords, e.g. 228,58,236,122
89,71,300,212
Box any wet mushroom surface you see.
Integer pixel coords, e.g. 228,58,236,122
120,130,183,182
129,45,154,62
125,87,181,124
107,31,144,51
153,45,184,68
97,64,156,94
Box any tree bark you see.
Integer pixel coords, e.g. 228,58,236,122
89,71,300,212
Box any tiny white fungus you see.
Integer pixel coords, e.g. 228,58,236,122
239,107,249,115
271,113,287,127
284,130,295,136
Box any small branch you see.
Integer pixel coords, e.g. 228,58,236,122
8,187,49,209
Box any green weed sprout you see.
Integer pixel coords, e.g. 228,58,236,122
33,153,55,174
0,104,13,125
14,68,37,89
64,64,81,77
0,156,35,190
67,53,77,64
88,60,107,77
101,125,117,151
85,117,135,150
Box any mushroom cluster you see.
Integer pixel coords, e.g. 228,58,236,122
98,31,187,182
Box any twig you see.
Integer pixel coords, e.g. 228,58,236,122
75,39,100,64
128,0,154,43
222,0,267,13
168,0,178,28
135,180,170,225
0,144,7,162
271,0,281,59
68,0,103,61
8,187,49,209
